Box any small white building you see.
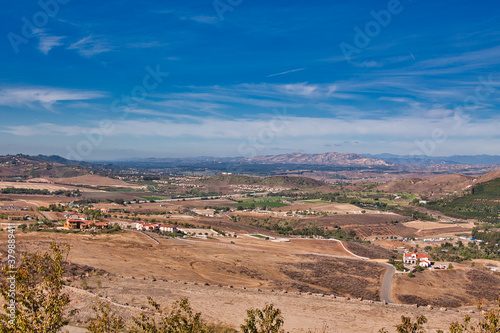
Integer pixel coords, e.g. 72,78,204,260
158,224,178,233
136,223,158,231
403,252,432,267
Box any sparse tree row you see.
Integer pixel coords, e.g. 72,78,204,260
1,244,499,333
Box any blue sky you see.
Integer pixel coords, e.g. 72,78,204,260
0,0,499,160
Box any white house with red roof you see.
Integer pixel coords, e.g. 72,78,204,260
403,252,432,267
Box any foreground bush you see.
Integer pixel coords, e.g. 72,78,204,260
379,300,500,332
240,304,285,333
0,243,72,333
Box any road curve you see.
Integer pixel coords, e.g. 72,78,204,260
378,262,395,303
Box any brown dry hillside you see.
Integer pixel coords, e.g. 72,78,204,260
0,155,85,179
378,171,500,198
0,231,386,300
476,170,500,183
393,267,500,308
378,174,474,197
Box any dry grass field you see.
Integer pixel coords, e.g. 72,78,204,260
392,266,500,308
1,231,377,296
277,202,363,214
62,275,481,333
0,195,76,207
0,229,496,332
402,221,475,237
52,175,145,189
0,181,96,192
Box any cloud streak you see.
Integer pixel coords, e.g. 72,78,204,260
0,86,106,112
267,68,305,77
68,35,112,57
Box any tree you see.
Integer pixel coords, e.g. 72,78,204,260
130,297,211,333
446,299,500,333
0,243,73,333
87,301,124,333
240,304,285,333
379,315,427,333
381,299,500,332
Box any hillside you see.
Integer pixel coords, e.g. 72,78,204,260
377,174,474,197
377,171,500,198
0,154,87,180
424,177,500,222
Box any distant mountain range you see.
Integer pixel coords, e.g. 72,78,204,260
2,153,499,176
128,152,500,167
237,152,394,167
363,154,500,166
128,152,395,168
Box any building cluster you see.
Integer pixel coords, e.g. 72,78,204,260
64,219,108,229
403,252,432,267
0,205,29,211
136,222,178,233
228,184,288,193
64,212,108,229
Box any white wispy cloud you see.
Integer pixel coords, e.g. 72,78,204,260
184,15,219,24
5,114,498,139
127,41,169,49
267,68,305,77
68,35,112,57
0,86,106,112
351,61,382,68
37,32,65,54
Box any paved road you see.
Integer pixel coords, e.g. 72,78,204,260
378,262,395,303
